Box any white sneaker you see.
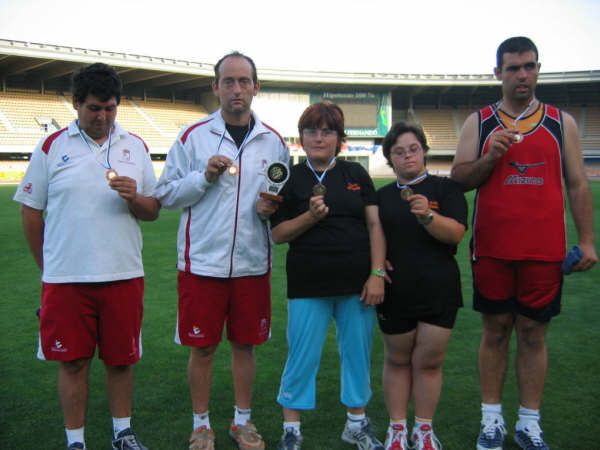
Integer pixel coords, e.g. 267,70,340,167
384,423,409,450
411,424,442,450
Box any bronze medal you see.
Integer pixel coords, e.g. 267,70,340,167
400,186,413,201
312,183,327,196
228,164,239,176
105,169,118,180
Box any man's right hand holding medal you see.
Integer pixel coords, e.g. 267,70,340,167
308,195,329,221
205,155,234,183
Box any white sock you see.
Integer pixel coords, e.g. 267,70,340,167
346,412,366,430
112,417,131,438
283,421,301,436
481,403,503,419
193,411,210,430
65,427,85,447
234,405,251,426
517,406,540,429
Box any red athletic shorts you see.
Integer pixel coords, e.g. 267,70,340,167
176,271,271,347
473,257,562,310
39,278,144,365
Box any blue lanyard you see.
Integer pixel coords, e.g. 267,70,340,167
306,156,336,184
77,121,112,170
397,171,428,190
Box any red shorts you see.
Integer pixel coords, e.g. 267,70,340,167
39,278,144,365
176,271,271,347
473,257,562,314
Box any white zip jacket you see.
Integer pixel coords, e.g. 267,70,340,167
154,109,289,278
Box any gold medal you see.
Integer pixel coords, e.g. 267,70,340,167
400,186,413,201
312,183,327,196
105,169,118,180
228,164,239,176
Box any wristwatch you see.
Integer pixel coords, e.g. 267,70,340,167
418,209,434,225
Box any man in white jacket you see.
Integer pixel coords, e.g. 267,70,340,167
154,51,289,450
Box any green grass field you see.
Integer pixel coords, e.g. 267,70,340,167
1,181,598,449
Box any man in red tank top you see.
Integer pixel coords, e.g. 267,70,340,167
452,37,597,450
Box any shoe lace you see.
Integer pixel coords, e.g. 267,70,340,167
481,415,506,439
389,424,407,449
414,425,441,450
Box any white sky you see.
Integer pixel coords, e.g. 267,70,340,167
1,0,599,74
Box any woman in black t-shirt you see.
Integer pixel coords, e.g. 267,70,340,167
270,102,386,449
376,122,467,450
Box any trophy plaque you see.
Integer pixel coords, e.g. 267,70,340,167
259,161,289,203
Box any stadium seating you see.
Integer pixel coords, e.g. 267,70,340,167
0,91,208,152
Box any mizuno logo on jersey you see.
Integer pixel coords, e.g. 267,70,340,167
507,161,545,174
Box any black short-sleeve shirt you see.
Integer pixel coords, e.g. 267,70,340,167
271,159,377,298
376,175,468,317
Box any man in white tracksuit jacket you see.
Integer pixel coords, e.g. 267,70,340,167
153,51,289,450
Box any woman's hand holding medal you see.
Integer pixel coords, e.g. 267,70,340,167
308,194,329,221
404,191,433,224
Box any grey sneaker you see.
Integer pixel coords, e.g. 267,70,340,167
112,428,147,450
277,427,303,450
341,418,384,450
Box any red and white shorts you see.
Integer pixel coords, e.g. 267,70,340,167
39,278,144,365
176,271,271,347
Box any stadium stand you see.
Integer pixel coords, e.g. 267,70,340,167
413,107,459,153
1,38,599,180
0,91,208,152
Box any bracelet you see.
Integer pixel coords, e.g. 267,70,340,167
371,268,386,278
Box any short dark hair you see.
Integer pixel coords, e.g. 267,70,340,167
72,63,122,105
298,101,347,154
382,121,429,167
496,36,538,69
214,51,258,86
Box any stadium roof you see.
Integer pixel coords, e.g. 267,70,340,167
2,38,600,107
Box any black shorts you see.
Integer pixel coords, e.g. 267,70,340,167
377,306,459,335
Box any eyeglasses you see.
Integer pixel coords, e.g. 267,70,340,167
390,146,421,158
303,128,337,138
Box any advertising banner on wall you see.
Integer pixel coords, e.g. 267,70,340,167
310,91,390,138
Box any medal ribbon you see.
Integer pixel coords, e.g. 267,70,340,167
491,98,536,133
77,121,113,170
306,156,336,186
216,117,253,162
397,171,428,190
